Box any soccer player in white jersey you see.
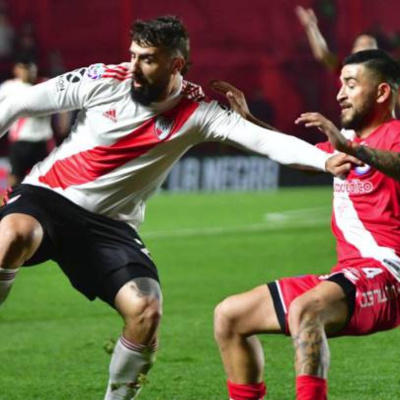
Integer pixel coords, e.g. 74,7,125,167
214,49,400,400
0,61,53,186
0,16,350,399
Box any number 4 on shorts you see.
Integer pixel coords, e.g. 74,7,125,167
362,267,384,279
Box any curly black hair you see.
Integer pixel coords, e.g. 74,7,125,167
130,15,191,75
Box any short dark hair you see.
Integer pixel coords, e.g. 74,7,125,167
130,15,191,75
343,49,400,91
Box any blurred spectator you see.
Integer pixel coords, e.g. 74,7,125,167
0,62,53,186
0,8,14,60
14,21,38,63
46,49,66,77
295,5,378,72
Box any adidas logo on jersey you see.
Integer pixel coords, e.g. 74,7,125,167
103,109,117,123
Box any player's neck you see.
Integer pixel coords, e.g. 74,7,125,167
356,110,395,139
157,74,182,103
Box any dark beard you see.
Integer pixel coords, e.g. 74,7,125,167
130,79,168,106
342,111,367,131
341,100,375,131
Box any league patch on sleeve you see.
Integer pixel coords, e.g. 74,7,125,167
56,68,87,91
87,63,105,80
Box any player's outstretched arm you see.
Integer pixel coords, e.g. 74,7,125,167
296,112,400,180
200,93,354,177
210,80,278,131
295,6,338,70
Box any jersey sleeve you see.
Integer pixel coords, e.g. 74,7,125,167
0,64,103,138
197,100,330,171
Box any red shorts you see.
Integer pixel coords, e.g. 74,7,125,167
268,260,400,336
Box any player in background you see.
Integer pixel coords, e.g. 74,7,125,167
0,16,352,400
0,61,53,186
213,49,400,400
295,5,378,72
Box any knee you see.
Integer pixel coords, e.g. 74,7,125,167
214,297,238,342
0,218,42,268
123,294,163,329
288,294,324,335
0,215,42,247
0,224,31,247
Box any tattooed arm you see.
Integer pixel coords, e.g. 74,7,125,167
296,112,400,181
351,145,400,180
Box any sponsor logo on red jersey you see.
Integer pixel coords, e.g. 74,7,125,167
334,179,374,194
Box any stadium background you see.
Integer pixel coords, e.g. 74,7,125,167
1,1,400,399
1,0,400,192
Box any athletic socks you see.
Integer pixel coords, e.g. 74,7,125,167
296,375,327,400
104,336,157,400
0,267,18,305
227,380,267,400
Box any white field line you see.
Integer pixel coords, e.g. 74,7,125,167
141,206,331,239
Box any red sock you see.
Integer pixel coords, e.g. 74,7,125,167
296,375,327,400
227,380,267,400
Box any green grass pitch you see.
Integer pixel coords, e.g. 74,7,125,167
1,186,399,399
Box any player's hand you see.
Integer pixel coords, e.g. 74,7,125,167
325,153,363,178
295,6,318,27
210,80,251,119
295,112,352,154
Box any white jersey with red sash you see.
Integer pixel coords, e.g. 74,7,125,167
0,62,330,229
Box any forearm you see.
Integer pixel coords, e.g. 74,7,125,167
353,144,400,180
257,130,330,171
304,25,337,69
226,120,330,171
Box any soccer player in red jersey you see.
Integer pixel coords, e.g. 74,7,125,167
214,49,400,400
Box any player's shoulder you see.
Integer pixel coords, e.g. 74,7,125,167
99,62,132,82
379,119,400,144
79,62,131,85
181,80,211,103
60,62,131,86
180,80,232,119
385,119,400,133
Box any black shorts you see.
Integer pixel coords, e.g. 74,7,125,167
9,141,48,179
0,184,159,306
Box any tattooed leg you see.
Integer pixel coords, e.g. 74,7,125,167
288,281,349,378
293,314,330,378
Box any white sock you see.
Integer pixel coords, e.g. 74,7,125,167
0,267,18,305
104,336,157,400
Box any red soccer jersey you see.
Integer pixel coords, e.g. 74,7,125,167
317,120,400,275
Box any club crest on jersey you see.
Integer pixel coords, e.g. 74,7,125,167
354,164,371,176
154,116,174,140
87,63,105,80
